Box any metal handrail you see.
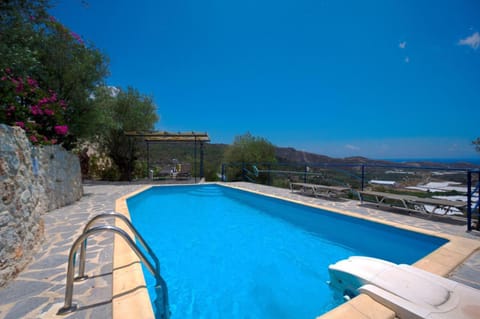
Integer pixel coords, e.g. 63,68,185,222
76,212,158,281
57,225,170,318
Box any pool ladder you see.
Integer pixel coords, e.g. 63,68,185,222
57,212,170,319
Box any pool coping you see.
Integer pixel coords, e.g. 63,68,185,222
112,183,480,319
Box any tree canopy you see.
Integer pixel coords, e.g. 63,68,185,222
1,1,162,180
223,132,276,181
1,0,109,148
93,86,159,180
224,132,277,163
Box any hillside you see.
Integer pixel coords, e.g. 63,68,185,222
274,147,394,166
144,142,478,170
142,143,478,176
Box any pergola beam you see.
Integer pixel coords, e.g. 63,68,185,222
125,131,210,142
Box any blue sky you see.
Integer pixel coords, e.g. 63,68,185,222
50,0,480,160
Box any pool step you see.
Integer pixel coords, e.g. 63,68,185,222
187,186,224,197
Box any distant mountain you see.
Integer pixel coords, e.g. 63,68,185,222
274,147,394,166
274,146,480,168
150,143,478,170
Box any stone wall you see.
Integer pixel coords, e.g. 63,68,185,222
0,124,83,286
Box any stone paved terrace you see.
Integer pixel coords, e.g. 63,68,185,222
0,181,479,319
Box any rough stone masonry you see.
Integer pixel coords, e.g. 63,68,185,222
0,124,83,286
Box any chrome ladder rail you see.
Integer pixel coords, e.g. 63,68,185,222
76,212,158,281
57,220,170,318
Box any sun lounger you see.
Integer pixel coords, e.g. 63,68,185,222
329,256,480,319
357,190,467,216
290,182,350,198
176,163,191,180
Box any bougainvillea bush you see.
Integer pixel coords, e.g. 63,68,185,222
0,68,69,145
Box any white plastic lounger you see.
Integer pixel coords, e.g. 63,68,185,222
290,182,350,198
328,256,480,319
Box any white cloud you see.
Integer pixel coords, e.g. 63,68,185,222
458,32,480,50
404,56,410,63
88,85,120,100
399,41,407,49
345,144,360,151
108,86,120,97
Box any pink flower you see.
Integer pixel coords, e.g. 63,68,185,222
27,77,38,87
44,109,55,116
30,105,43,115
70,32,84,45
15,81,24,93
50,93,57,102
5,68,11,74
38,97,49,105
29,135,38,143
54,125,68,135
14,121,25,129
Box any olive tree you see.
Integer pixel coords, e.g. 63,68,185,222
223,132,276,182
93,86,159,181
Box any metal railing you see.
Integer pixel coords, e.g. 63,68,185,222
57,214,170,318
222,161,480,231
76,212,158,281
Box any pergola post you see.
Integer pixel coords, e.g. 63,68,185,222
146,141,150,178
200,142,204,179
194,137,197,183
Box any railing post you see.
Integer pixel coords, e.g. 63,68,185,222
467,171,472,232
146,141,150,178
199,142,204,179
242,162,246,181
477,171,480,227
361,165,365,191
304,164,307,183
221,163,226,182
267,163,272,185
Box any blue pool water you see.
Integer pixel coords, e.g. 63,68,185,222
127,184,448,319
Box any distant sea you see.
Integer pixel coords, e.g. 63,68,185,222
382,158,480,166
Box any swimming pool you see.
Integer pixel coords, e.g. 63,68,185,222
126,184,448,319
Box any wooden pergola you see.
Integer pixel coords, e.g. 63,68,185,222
124,131,210,181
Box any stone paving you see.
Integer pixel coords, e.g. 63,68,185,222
0,181,479,319
0,182,146,319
